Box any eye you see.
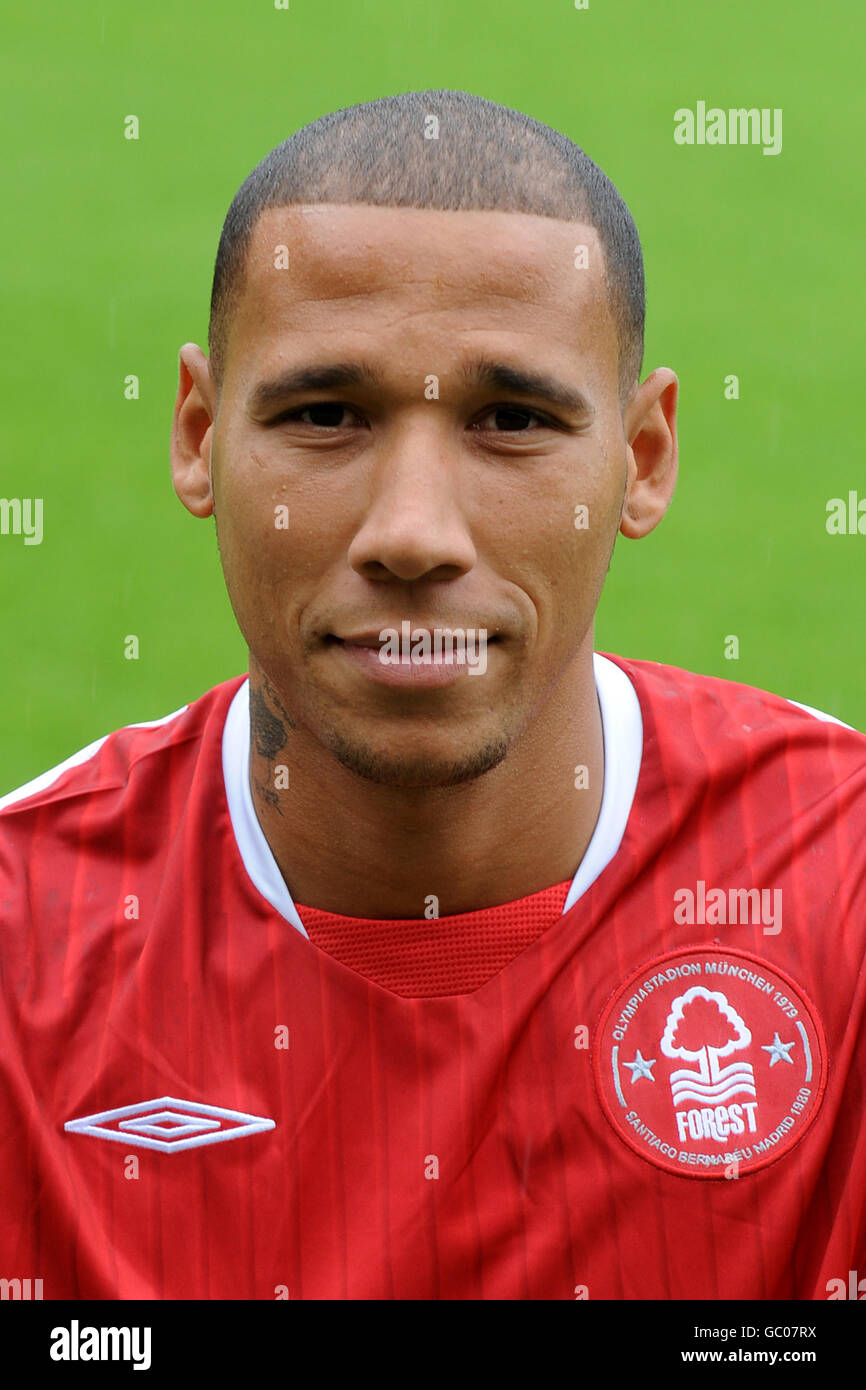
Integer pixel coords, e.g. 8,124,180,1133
473,405,553,433
275,402,360,429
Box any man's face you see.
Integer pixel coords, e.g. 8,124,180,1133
189,204,653,787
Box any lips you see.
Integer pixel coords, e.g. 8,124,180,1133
330,628,498,648
332,631,396,649
329,633,493,688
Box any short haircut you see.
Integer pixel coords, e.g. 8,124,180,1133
208,89,645,406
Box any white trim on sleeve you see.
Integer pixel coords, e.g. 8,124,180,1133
0,703,189,812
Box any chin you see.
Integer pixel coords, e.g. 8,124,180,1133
323,730,510,789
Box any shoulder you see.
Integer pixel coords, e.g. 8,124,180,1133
602,651,862,738
0,674,247,832
600,652,866,805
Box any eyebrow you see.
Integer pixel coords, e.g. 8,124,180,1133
466,358,595,418
248,362,383,414
247,357,595,419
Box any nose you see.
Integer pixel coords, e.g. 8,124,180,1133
346,428,477,582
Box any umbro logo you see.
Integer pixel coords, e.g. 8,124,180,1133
64,1096,275,1153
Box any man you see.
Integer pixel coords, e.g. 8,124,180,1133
1,89,864,1300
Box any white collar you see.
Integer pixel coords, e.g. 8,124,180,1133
222,653,643,938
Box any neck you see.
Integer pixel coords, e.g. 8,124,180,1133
246,643,604,919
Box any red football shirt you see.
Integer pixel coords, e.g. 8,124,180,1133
1,653,864,1299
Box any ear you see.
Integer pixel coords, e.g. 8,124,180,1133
619,368,679,539
170,343,217,518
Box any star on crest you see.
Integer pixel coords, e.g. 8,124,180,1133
622,1050,657,1083
762,1032,795,1067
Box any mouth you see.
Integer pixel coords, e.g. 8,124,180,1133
329,631,400,650
325,629,498,687
330,628,499,645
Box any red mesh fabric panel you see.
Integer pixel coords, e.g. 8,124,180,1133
296,879,573,997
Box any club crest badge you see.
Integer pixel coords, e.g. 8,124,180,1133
593,947,827,1178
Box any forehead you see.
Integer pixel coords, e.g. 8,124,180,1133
227,203,617,388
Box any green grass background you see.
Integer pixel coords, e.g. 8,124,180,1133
1,0,863,793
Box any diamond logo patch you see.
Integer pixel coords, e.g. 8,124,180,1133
64,1096,275,1153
